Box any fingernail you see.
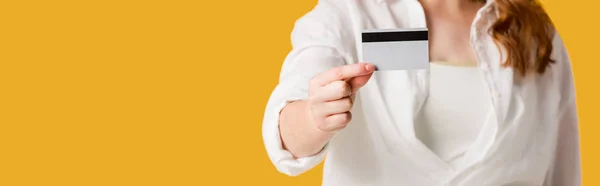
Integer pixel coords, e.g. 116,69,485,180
365,64,372,71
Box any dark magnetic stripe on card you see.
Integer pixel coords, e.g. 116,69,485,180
362,31,428,42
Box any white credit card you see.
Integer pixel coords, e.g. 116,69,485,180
361,28,429,71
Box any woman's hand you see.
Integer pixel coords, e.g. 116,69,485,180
278,63,375,158
307,63,375,133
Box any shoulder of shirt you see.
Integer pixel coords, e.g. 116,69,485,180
549,29,572,80
290,0,359,44
295,0,349,24
548,28,578,109
295,0,383,23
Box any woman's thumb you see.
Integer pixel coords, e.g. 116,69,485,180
349,72,374,94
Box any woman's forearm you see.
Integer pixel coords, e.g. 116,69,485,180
278,100,334,158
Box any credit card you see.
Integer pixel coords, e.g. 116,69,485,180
361,28,429,71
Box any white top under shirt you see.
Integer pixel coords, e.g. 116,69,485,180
414,62,492,169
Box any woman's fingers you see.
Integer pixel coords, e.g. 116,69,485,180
348,72,374,94
310,96,354,118
312,81,351,102
310,63,375,87
321,97,353,115
311,97,354,132
320,112,352,131
312,70,374,102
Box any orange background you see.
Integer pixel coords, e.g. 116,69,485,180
0,0,597,185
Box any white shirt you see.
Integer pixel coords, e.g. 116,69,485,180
414,62,491,169
261,0,582,185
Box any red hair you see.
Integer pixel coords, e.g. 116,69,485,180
486,0,556,76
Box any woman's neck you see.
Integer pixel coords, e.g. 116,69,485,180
419,0,484,16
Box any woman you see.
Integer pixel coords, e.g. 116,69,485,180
262,0,581,185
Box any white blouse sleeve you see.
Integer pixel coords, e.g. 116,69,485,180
261,1,350,176
544,32,582,186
